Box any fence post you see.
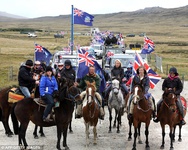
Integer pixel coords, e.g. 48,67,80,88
8,66,13,81
166,64,169,75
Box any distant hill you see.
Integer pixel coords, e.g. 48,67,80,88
0,11,27,19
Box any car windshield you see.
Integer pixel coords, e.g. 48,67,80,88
110,57,134,68
106,49,122,54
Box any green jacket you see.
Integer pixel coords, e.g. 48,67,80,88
78,73,100,92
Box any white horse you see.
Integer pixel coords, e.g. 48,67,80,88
108,78,125,133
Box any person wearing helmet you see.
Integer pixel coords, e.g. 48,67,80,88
32,61,45,75
153,67,185,125
124,63,133,82
39,66,58,122
18,59,39,98
61,60,76,81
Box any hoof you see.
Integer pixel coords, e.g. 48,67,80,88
108,130,112,133
145,145,150,150
172,139,175,142
7,133,13,137
64,146,70,150
69,130,73,134
128,137,132,141
117,130,120,133
138,140,143,144
160,145,164,149
132,148,136,150
113,125,116,128
170,147,174,150
93,142,97,145
40,134,45,137
178,138,182,142
34,135,39,139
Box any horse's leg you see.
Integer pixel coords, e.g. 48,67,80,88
169,126,174,150
93,126,97,145
178,124,182,142
128,119,132,141
116,111,121,133
63,126,69,150
145,125,150,150
33,125,39,139
160,124,165,149
172,125,176,142
10,105,19,135
56,126,62,150
19,122,29,149
113,109,117,128
108,108,112,133
69,120,73,133
137,122,142,144
85,123,89,147
132,126,138,150
39,126,45,137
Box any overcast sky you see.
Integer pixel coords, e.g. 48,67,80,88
0,0,187,18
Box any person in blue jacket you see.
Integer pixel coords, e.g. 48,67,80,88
39,66,58,122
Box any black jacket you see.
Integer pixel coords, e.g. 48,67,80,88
18,66,35,89
61,66,76,81
162,76,183,95
111,66,124,81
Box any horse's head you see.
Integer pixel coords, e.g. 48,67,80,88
132,82,145,105
111,78,120,95
163,88,177,112
85,81,96,105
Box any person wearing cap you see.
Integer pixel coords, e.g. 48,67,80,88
18,60,39,98
32,61,45,76
104,59,128,99
124,64,133,82
55,62,64,79
61,60,76,81
39,66,58,122
153,67,185,125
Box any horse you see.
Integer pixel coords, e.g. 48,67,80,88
130,82,153,150
157,88,187,150
13,79,81,150
82,81,100,147
108,78,125,133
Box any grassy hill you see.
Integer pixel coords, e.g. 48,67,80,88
0,5,188,86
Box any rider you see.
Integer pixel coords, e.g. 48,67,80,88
18,59,39,98
74,65,105,120
127,66,156,119
55,62,64,80
32,61,45,76
61,60,76,81
39,66,58,122
153,67,186,125
124,64,133,82
105,59,128,99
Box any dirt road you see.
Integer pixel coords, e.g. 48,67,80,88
0,79,188,150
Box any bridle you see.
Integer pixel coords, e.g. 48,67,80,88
163,92,177,112
65,85,80,103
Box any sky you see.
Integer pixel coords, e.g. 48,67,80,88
0,0,187,18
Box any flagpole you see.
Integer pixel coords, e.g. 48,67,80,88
71,5,74,55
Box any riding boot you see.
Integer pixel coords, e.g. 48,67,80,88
153,98,163,123
75,104,82,119
99,107,105,120
128,98,134,120
176,98,186,125
149,96,156,118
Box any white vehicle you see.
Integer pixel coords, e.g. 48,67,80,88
28,32,37,38
91,44,105,59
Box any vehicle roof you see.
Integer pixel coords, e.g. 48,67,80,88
109,54,135,59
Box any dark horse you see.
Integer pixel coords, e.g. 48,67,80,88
0,86,44,138
158,88,187,150
13,79,81,150
129,81,153,150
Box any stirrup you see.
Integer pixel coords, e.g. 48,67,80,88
180,119,186,125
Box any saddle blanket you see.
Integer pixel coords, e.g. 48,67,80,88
8,88,24,103
180,96,187,109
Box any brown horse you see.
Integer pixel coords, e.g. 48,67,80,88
82,81,100,147
158,88,187,150
13,79,81,150
131,82,153,150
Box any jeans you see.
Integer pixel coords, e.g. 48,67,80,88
120,83,128,95
43,94,55,119
19,86,31,98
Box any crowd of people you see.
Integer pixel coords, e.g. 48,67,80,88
17,59,186,125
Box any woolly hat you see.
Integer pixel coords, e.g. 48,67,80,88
25,60,33,66
64,60,71,66
169,67,178,76
45,66,53,72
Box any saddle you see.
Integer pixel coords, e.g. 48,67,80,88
8,87,25,103
180,96,187,110
34,98,46,107
8,87,35,103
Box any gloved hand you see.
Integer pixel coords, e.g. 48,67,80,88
52,90,59,98
41,95,47,101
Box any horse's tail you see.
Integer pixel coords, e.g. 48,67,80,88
11,103,19,135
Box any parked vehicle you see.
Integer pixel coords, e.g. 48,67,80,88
28,32,37,38
91,44,106,59
54,33,64,38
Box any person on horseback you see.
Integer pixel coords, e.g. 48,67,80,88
127,66,156,119
124,63,133,82
74,65,105,120
61,60,76,82
32,61,45,76
18,59,39,98
55,62,64,79
153,67,186,125
39,66,58,122
104,59,128,99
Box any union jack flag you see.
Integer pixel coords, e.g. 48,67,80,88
35,44,43,52
74,8,83,17
133,53,161,89
141,36,155,54
78,49,95,66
